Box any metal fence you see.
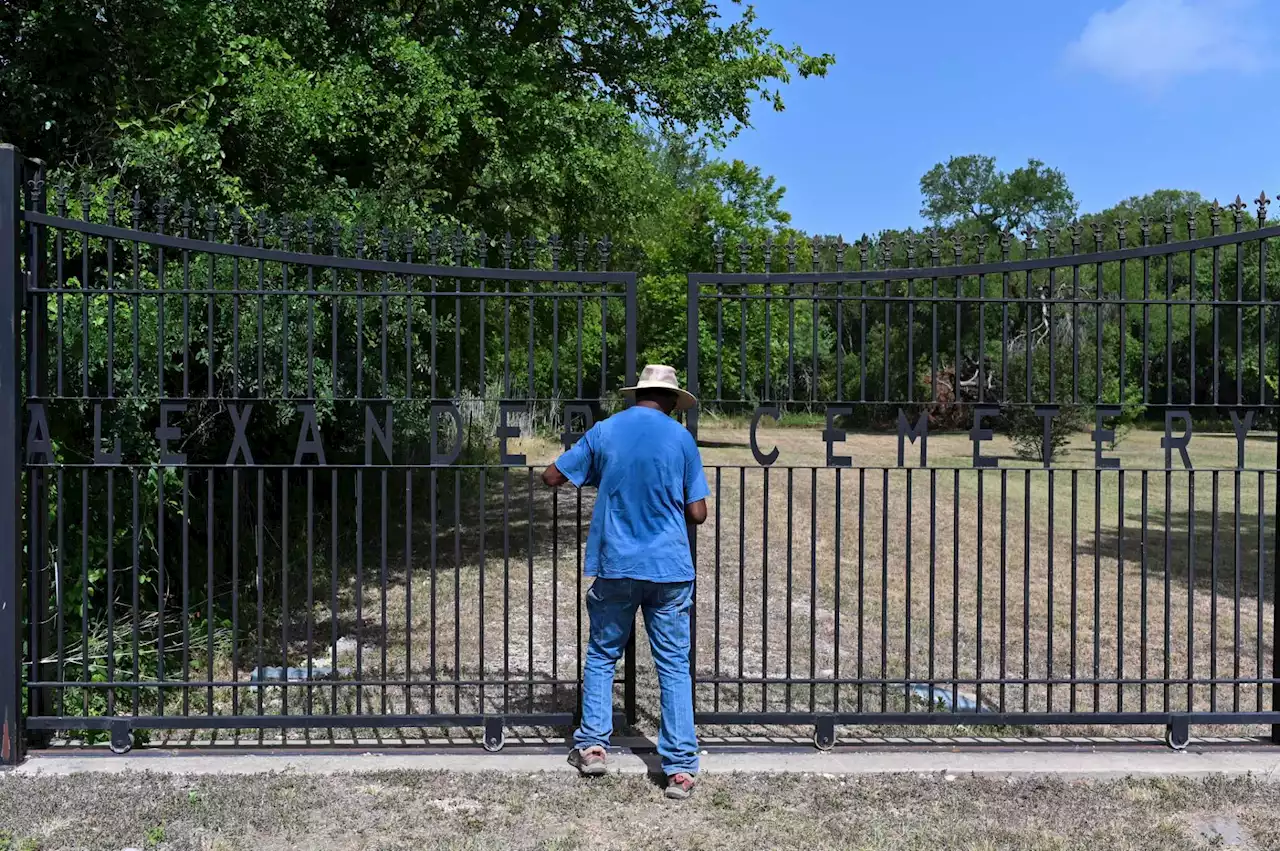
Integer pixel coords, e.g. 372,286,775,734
686,220,1280,748
2,140,1279,763
0,146,638,761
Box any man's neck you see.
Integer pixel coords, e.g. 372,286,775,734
635,401,667,412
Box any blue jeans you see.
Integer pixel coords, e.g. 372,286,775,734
573,578,698,776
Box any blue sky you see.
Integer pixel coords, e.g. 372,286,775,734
718,0,1280,238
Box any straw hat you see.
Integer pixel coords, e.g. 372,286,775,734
622,364,698,411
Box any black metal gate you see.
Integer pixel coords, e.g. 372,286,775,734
0,146,638,761
4,141,1280,763
686,224,1280,748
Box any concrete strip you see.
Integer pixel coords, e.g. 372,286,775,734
9,748,1280,780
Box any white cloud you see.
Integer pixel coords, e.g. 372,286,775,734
1065,0,1270,90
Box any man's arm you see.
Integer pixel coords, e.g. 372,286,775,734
541,462,569,488
682,432,711,526
543,426,597,489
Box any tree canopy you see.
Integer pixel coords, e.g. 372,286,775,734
919,154,1077,234
1,0,832,238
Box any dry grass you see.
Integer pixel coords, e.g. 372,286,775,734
2,771,1278,850
55,426,1278,745
687,425,1277,737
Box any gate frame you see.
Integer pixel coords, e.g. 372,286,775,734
2,161,641,761
685,261,1280,751
0,145,24,765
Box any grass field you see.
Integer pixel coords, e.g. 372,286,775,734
48,424,1278,745
2,771,1276,850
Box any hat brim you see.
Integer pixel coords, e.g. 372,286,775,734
622,381,698,412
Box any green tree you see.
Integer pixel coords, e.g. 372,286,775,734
919,154,1077,234
1,0,832,238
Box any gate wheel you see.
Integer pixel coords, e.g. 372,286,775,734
109,721,133,755
483,718,506,752
1165,718,1190,751
814,717,837,752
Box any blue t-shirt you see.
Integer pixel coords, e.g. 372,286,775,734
554,406,710,582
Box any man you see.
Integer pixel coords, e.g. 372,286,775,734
541,364,709,800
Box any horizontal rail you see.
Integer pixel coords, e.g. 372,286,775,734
691,222,1280,283
21,211,634,283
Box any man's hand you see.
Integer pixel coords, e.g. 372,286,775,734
541,463,569,488
685,498,707,525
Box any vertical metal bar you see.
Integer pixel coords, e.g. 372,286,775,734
1188,472,1197,713
356,465,365,716
1022,470,1030,712
833,468,842,712
858,468,866,713
281,472,290,722
1094,468,1102,712
1258,469,1266,713
1234,467,1242,713
881,468,889,712
131,470,140,717
1047,468,1054,712
157,465,166,718
255,470,264,724
1163,467,1172,712
380,469,388,714
902,469,909,712
716,465,727,711
1070,470,1078,713
1116,470,1124,712
810,469,817,712
527,469,535,714
1140,471,1148,712
1188,215,1198,405
952,469,959,713
404,468,413,714
738,467,745,712
1000,471,1007,712
785,467,793,712
928,469,936,710
1211,472,1219,712
716,468,723,712
762,466,770,712
0,145,23,764
306,469,315,719
976,469,984,711
1141,223,1150,405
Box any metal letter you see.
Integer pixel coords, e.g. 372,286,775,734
1230,409,1255,470
497,401,526,466
24,402,52,464
561,402,595,451
225,404,254,465
1092,406,1121,469
92,403,121,465
431,402,463,465
1035,406,1059,469
155,402,186,466
1162,409,1193,470
896,408,928,467
364,405,393,466
970,406,998,468
294,403,327,465
750,405,780,467
823,405,852,468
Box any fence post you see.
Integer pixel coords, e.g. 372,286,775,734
0,144,25,765
622,272,639,725
685,273,699,692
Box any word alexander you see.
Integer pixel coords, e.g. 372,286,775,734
22,401,598,466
